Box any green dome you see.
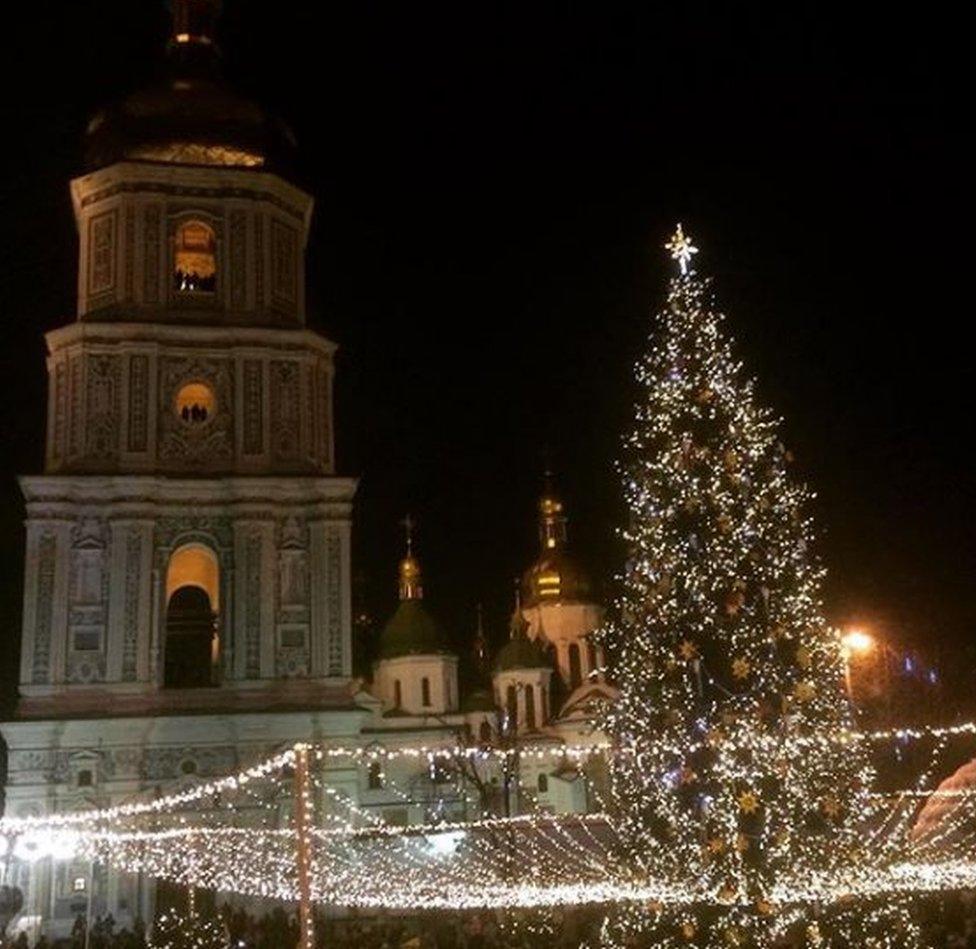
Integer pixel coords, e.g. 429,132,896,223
378,600,452,660
495,633,549,672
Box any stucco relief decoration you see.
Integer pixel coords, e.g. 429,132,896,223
31,532,57,685
243,358,264,455
88,210,116,297
52,360,67,463
67,517,108,683
85,354,122,460
245,532,263,679
325,528,344,676
121,529,143,681
270,219,297,307
154,516,234,555
158,356,234,466
229,209,247,309
270,360,301,461
142,745,237,783
144,204,161,304
68,358,82,458
127,354,150,453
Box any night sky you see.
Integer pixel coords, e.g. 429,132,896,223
0,2,971,714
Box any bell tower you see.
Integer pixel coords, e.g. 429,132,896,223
16,1,355,706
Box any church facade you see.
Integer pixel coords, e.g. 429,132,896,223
0,2,612,938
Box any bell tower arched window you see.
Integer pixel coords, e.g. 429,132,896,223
164,543,220,688
174,220,216,293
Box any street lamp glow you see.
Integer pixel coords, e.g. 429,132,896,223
842,628,875,656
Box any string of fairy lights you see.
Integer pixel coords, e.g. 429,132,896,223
3,721,976,916
4,228,976,946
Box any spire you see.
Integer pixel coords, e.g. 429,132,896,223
509,579,528,640
170,0,221,49
538,469,568,552
397,515,423,601
473,604,489,667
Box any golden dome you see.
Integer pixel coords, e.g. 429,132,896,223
398,553,423,601
521,478,594,607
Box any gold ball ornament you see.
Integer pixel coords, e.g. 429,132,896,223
731,657,751,680
708,836,726,854
795,646,812,669
681,920,697,939
755,897,775,916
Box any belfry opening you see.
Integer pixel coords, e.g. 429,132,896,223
164,543,220,688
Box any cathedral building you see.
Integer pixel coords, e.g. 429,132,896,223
0,2,612,937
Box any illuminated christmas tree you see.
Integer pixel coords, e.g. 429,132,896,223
599,226,916,946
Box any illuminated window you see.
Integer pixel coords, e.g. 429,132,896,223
73,877,87,892
164,544,219,689
175,382,215,426
174,220,216,293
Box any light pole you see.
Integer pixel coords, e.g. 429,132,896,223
840,628,876,702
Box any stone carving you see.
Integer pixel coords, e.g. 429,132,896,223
158,356,234,466
88,210,116,296
243,359,264,455
244,532,262,678
121,530,143,681
31,532,57,684
127,354,149,453
270,360,300,461
325,528,344,676
144,204,161,304
85,354,122,460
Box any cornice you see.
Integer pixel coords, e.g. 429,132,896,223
45,320,337,357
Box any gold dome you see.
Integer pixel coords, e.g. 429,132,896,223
521,478,593,607
398,553,423,601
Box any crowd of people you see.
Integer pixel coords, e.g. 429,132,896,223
6,894,976,947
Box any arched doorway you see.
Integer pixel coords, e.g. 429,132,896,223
164,544,219,688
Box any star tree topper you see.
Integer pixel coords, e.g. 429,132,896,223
665,222,699,274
